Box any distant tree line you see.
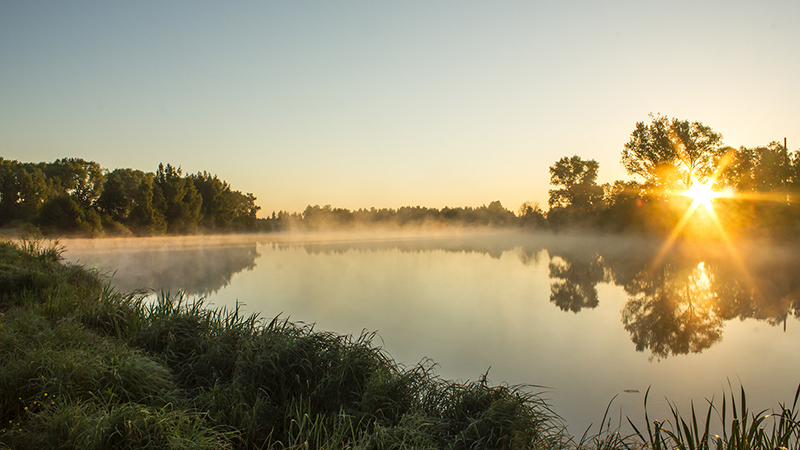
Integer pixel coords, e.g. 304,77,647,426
258,201,524,231
0,159,260,236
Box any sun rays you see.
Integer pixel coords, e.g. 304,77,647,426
684,180,720,211
640,145,786,317
648,151,759,300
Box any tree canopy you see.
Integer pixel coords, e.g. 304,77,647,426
0,158,260,236
621,114,724,192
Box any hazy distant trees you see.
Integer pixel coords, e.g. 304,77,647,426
518,202,546,228
260,201,523,231
0,158,260,236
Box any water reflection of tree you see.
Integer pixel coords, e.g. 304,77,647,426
621,262,722,360
544,239,800,360
711,260,800,326
548,252,606,313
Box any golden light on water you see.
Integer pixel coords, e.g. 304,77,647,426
647,151,764,313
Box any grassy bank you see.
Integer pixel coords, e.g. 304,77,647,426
1,239,798,449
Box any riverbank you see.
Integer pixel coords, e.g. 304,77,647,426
0,238,569,449
1,239,798,449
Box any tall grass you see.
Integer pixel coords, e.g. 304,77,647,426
0,239,570,449
622,383,800,450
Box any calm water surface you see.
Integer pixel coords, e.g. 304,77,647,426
60,231,800,435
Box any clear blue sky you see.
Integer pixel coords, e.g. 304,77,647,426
2,1,798,216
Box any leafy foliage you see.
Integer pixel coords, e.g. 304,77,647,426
0,159,260,236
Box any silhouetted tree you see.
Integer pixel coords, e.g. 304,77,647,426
155,163,202,233
547,155,604,227
597,180,646,232
518,201,546,228
622,114,723,192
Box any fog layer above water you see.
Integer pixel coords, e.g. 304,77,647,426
61,230,800,435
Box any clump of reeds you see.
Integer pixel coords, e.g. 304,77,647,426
581,383,800,450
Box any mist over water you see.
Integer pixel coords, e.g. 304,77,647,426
60,230,800,435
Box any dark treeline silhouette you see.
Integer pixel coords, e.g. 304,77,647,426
547,114,800,239
0,159,260,236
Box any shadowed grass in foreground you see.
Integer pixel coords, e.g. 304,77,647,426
0,238,798,449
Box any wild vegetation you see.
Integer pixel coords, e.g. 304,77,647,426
0,160,260,236
0,238,568,449
2,238,799,449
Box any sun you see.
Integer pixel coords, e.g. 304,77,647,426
684,180,719,211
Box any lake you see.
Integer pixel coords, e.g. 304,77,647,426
59,230,800,436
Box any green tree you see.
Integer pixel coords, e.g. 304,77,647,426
44,158,105,208
96,173,128,221
97,169,147,221
622,114,724,192
228,191,260,230
128,175,167,235
0,159,48,225
36,194,101,235
547,155,604,223
155,163,202,233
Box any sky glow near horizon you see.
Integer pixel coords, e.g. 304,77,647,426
1,1,799,216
